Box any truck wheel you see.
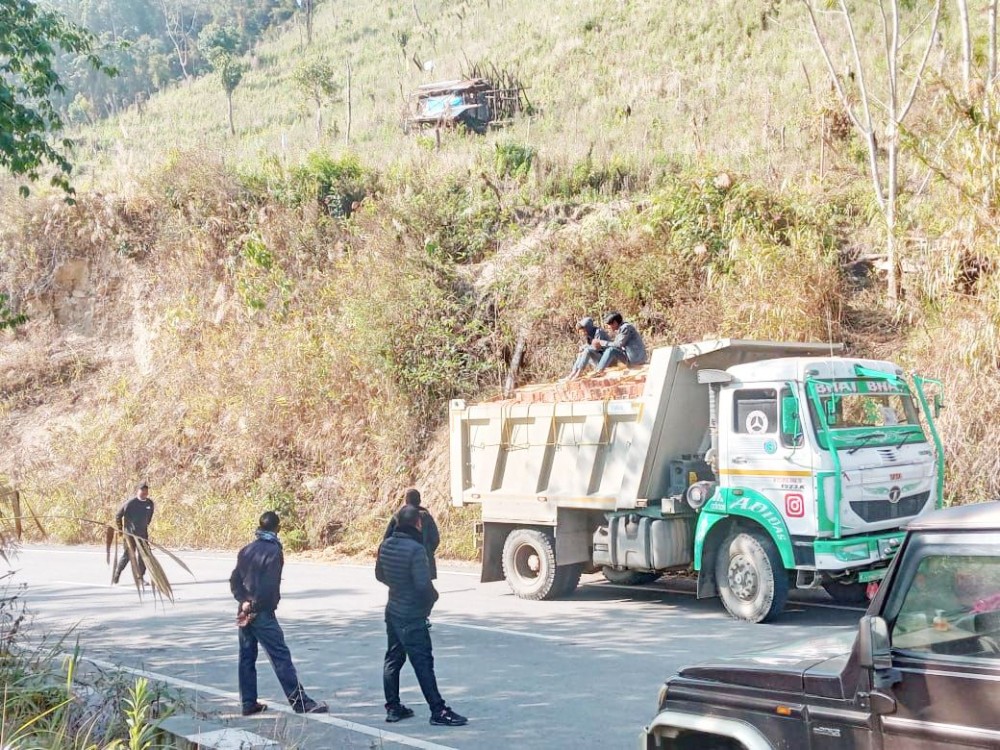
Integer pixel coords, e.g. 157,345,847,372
715,529,789,623
501,529,561,600
823,580,869,604
602,567,662,586
552,562,584,598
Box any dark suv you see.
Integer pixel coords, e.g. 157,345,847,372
641,501,1000,749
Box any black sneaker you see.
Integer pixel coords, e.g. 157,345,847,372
385,704,415,723
241,702,267,716
294,700,328,714
430,707,468,726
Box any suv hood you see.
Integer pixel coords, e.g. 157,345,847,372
679,630,856,693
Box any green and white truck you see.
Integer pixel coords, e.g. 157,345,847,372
449,339,944,622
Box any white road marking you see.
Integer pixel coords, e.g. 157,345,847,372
80,656,460,750
434,620,571,642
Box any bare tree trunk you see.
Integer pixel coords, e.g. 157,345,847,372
306,0,314,46
886,2,901,302
957,0,971,95
802,0,940,304
315,104,322,141
345,61,353,145
160,0,193,82
991,0,998,86
227,92,235,136
503,330,527,397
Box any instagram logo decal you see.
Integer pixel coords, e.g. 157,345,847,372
785,493,805,518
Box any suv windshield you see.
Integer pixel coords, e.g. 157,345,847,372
806,379,927,449
891,554,1000,660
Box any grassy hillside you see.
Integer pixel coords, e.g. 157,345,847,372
0,0,998,557
66,0,831,184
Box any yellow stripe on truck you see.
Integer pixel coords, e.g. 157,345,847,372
719,468,813,477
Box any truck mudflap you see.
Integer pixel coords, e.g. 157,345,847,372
813,530,904,573
641,711,773,750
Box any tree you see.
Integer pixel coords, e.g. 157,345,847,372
297,0,320,45
0,0,109,197
293,57,337,140
991,0,998,86
209,51,246,135
158,0,199,82
957,0,971,96
197,21,242,58
801,0,942,303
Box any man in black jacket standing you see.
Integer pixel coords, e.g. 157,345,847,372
376,505,467,726
230,511,328,717
112,482,154,585
383,488,440,579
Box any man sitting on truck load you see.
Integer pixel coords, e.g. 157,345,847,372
563,316,610,381
591,311,646,374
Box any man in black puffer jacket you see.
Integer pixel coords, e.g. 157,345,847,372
230,511,328,717
376,505,467,727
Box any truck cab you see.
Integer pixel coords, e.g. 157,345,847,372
642,502,1000,750
694,356,944,621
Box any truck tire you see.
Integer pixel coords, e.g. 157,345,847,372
715,529,789,623
502,529,562,600
602,567,662,586
823,580,869,604
552,562,584,598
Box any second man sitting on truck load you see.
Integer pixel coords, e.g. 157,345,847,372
592,311,646,374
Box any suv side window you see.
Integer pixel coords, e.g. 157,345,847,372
733,389,777,435
891,554,1000,660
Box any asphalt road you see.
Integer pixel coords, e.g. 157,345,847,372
7,545,863,750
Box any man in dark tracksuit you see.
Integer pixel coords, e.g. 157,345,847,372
376,505,467,726
383,488,440,579
112,482,155,584
230,511,328,717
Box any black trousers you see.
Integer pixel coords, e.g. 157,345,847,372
238,610,311,711
114,536,148,580
383,616,445,714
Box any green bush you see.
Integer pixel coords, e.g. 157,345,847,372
493,140,535,179
240,151,374,219
290,152,372,218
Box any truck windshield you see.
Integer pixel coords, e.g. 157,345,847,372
806,379,927,450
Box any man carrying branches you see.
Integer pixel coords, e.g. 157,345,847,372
112,481,154,585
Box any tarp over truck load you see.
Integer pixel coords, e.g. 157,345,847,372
450,339,843,516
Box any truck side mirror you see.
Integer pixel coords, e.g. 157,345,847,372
858,615,892,671
780,391,802,445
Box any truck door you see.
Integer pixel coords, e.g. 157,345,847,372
721,384,815,533
875,533,1000,749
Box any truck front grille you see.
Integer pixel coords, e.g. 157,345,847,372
850,491,930,523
